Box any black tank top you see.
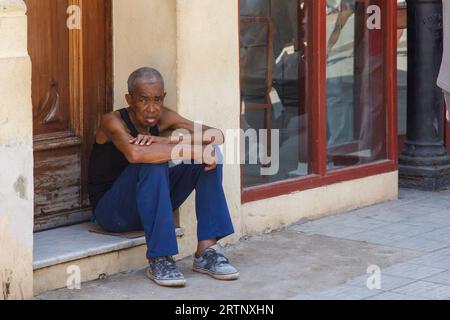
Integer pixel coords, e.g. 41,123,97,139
88,108,159,209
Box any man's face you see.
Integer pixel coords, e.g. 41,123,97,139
126,81,166,127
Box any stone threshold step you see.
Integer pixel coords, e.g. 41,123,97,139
33,222,184,295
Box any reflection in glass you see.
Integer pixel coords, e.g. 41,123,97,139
326,0,388,169
240,0,311,188
397,0,407,138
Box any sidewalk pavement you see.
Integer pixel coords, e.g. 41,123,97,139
36,188,450,300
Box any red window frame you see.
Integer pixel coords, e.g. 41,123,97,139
240,0,398,203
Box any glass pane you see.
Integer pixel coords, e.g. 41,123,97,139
326,0,387,169
397,0,407,138
240,0,311,188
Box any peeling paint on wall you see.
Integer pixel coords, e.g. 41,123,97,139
1,269,13,300
0,0,27,15
14,175,27,200
0,0,34,301
0,217,33,300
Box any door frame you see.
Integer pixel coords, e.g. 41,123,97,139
32,0,113,231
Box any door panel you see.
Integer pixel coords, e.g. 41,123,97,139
34,147,81,216
26,0,112,230
29,0,71,137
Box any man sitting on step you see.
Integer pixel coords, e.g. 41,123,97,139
87,67,239,287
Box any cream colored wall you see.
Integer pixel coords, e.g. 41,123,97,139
243,171,399,235
113,0,177,109
176,0,243,252
113,0,243,253
0,0,34,300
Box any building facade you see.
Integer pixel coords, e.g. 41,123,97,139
0,0,407,299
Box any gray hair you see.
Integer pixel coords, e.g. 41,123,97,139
127,67,164,94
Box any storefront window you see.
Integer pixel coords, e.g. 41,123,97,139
326,0,387,169
239,0,397,199
240,0,311,188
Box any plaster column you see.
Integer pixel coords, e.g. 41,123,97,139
399,0,450,190
0,0,34,300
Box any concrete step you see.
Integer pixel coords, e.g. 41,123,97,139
33,222,184,296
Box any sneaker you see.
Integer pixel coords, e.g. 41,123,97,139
147,256,186,287
193,245,239,281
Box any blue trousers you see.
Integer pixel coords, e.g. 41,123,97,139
94,163,234,259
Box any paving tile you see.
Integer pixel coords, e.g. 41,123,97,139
333,216,391,230
398,189,432,201
289,216,348,232
404,212,450,228
343,230,410,246
407,250,450,268
392,281,450,300
390,204,443,216
354,208,416,223
371,223,437,238
346,274,416,291
387,236,450,253
382,263,446,280
308,284,381,300
289,294,322,300
419,227,450,243
366,292,429,300
289,223,323,234
424,271,450,286
305,225,368,238
411,198,450,209
297,214,391,229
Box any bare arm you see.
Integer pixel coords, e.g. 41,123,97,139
100,113,205,164
159,107,225,145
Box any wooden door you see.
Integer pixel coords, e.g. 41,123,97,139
26,0,112,231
